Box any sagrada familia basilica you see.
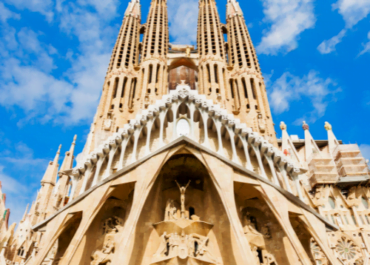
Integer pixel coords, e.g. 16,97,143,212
1,0,370,264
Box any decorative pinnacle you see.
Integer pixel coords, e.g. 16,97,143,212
302,121,309,131
280,121,287,131
58,144,62,153
73,135,77,143
325,122,332,131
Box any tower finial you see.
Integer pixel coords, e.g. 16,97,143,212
325,121,332,131
280,121,287,131
302,121,309,131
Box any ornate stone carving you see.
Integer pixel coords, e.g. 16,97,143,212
310,238,328,265
335,237,361,265
164,199,178,221
91,216,123,265
175,180,191,219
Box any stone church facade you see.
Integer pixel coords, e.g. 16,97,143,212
1,0,370,264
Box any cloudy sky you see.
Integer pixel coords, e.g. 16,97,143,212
0,0,369,225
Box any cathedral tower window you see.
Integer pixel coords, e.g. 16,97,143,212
206,64,211,83
112,77,119,99
214,65,218,84
121,77,128,98
242,78,248,98
149,65,153,84
230,80,234,98
250,78,256,100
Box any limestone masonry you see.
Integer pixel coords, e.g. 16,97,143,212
1,0,370,264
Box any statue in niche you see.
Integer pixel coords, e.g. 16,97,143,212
91,236,115,265
103,216,123,235
243,212,260,235
164,199,178,221
262,251,278,265
169,232,180,255
155,232,172,257
261,224,271,239
91,217,123,265
175,180,191,219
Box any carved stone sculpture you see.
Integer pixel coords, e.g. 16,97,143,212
261,224,271,239
243,212,260,235
175,180,191,219
91,236,115,265
91,217,123,265
164,200,177,221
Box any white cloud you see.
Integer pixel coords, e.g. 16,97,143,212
168,0,198,44
360,144,370,165
0,142,48,224
359,32,370,56
318,0,370,54
0,3,20,22
257,0,316,55
4,0,54,21
317,29,346,54
333,0,370,28
0,0,119,126
268,70,340,122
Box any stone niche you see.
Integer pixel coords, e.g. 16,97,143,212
127,154,243,265
235,182,293,265
69,183,134,265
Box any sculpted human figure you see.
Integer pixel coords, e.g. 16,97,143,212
169,233,180,255
155,232,171,257
91,237,115,265
261,224,271,239
175,180,191,219
164,199,178,221
243,212,260,235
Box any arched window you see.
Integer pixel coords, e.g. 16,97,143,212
242,78,248,98
328,197,335,209
121,77,128,98
362,197,369,209
230,79,234,98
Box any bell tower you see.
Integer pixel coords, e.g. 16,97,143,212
226,0,276,143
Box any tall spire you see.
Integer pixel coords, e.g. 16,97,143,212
60,135,77,172
107,0,141,73
137,0,169,106
197,0,228,104
41,145,61,185
224,0,276,144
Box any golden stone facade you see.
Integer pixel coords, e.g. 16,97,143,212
1,0,370,265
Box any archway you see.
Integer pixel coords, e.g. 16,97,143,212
69,183,135,265
128,154,241,265
168,58,198,91
234,182,298,264
41,212,83,265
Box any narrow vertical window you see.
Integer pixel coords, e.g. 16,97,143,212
242,78,248,98
230,80,234,98
112,78,119,98
121,78,128,98
250,78,256,100
352,215,357,225
156,65,160,83
214,64,218,83
149,65,153,84
132,78,137,99
207,64,211,83
344,215,349,225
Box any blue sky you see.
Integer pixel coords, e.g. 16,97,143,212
0,0,369,225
